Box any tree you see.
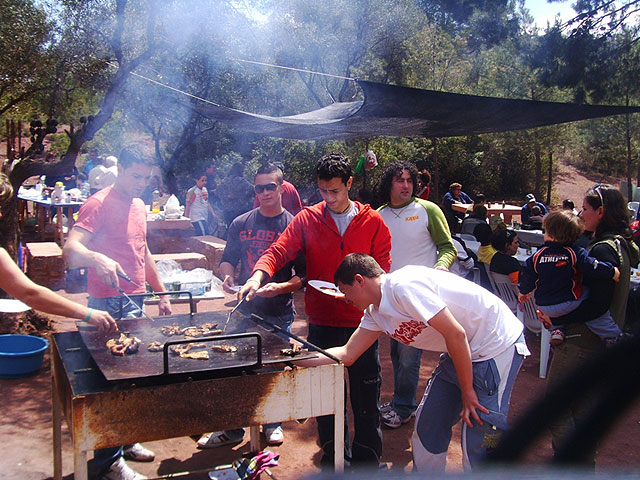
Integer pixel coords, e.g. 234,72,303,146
1,0,160,256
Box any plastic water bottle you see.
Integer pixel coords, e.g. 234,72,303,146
53,182,64,203
152,190,161,213
81,182,90,200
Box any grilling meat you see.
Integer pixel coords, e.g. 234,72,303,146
182,324,222,338
160,322,183,336
281,344,304,357
106,333,141,356
210,344,238,353
147,341,164,352
170,342,210,359
161,322,221,338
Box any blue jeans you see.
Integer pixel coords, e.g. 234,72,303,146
412,336,526,472
307,323,382,466
541,288,621,341
389,338,422,419
192,220,208,236
225,311,295,439
88,295,145,473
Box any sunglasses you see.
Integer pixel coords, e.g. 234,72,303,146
254,183,278,194
593,183,604,206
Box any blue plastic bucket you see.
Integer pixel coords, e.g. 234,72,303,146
0,334,49,378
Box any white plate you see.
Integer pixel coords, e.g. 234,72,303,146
0,299,31,313
308,280,344,297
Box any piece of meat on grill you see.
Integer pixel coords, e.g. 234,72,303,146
210,344,238,353
181,350,210,360
281,344,304,357
106,333,141,356
169,342,207,356
147,341,164,352
160,322,183,336
182,325,222,338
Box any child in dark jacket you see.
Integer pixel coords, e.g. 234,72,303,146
518,210,621,345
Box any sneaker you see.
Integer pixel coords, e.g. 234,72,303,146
550,329,565,346
379,401,392,414
123,443,155,462
381,408,411,429
197,430,244,449
264,426,284,445
100,457,147,480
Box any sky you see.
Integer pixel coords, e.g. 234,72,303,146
524,0,575,28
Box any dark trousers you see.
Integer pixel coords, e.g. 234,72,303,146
307,324,383,466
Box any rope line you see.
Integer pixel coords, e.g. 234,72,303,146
106,61,221,106
230,57,355,81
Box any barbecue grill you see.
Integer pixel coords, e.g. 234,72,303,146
52,300,345,480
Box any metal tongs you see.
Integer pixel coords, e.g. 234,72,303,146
116,272,155,323
222,294,246,332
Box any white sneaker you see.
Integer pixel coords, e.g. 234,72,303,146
123,443,155,462
101,457,147,480
264,426,284,445
380,401,392,414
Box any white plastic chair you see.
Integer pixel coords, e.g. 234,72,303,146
489,271,550,378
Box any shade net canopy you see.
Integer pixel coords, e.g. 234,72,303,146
185,80,640,140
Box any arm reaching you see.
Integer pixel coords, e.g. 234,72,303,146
429,307,489,427
294,327,380,368
0,248,117,333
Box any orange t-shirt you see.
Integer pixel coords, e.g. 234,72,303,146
74,187,147,298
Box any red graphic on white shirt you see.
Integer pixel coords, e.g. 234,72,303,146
392,320,427,344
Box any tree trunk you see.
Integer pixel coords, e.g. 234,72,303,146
534,131,542,200
547,151,553,206
431,138,440,200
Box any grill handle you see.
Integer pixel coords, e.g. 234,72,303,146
116,290,195,319
162,333,262,375
250,313,341,364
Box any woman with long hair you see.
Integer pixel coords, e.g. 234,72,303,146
539,184,639,467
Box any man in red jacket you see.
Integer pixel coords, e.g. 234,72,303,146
241,152,392,470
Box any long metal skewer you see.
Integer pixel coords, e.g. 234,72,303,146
222,295,245,332
118,287,155,323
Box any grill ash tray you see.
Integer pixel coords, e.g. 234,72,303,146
76,311,316,381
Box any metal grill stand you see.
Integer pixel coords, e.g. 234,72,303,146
51,331,345,479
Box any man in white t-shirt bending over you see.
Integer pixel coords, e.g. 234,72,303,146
299,252,529,472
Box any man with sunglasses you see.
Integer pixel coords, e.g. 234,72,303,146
197,162,305,448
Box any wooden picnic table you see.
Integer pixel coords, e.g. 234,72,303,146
17,191,84,247
451,202,521,224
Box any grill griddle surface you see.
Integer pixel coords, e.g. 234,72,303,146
77,311,314,381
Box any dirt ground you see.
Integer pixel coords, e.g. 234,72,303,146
1,288,640,480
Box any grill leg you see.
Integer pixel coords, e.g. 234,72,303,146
334,365,345,472
74,448,88,480
250,425,260,452
52,377,62,480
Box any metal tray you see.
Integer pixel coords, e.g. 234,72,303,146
76,310,315,381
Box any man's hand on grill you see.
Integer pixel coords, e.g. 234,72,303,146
89,310,118,333
240,277,261,302
255,282,284,298
158,296,172,316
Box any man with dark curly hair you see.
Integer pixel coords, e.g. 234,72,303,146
376,161,456,428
